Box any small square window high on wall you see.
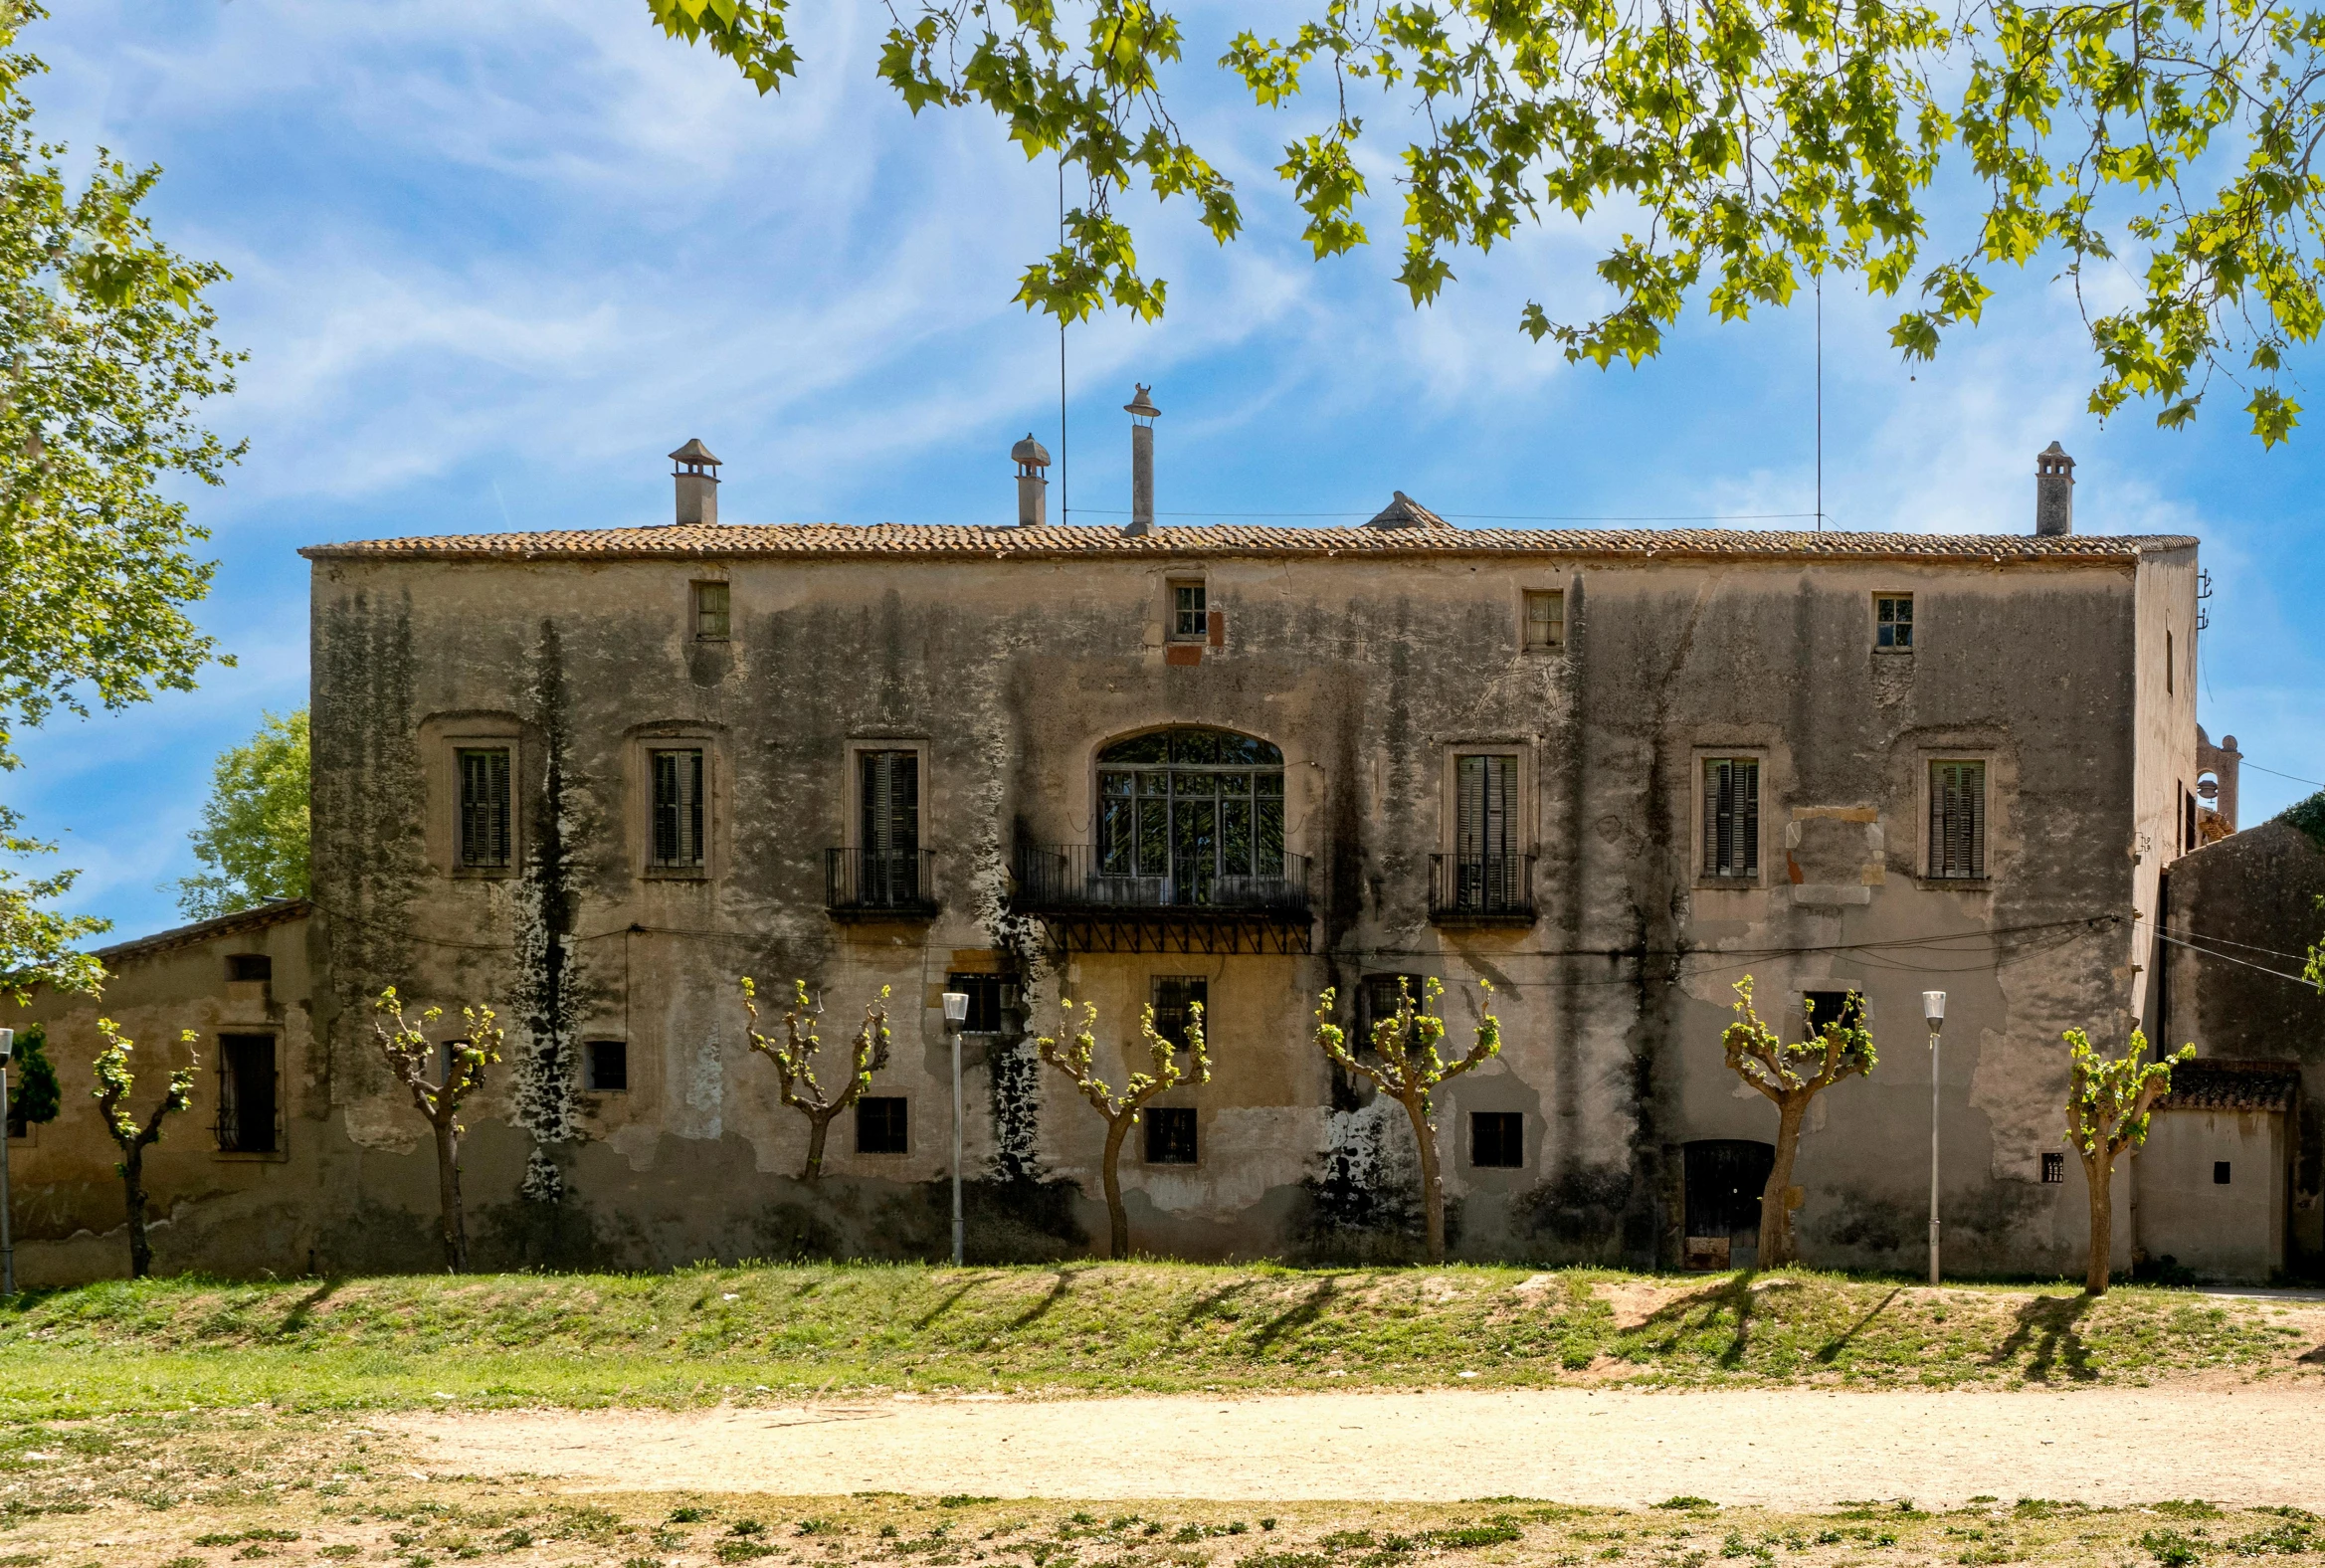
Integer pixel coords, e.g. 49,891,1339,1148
585,1040,628,1092
2041,1152,2065,1184
858,1096,908,1155
693,581,730,641
1144,1106,1198,1164
946,973,1013,1035
1469,1111,1523,1168
1876,595,1913,650
1523,590,1565,650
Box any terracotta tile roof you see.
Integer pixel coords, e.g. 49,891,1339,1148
301,522,2195,565
2157,1058,2304,1112
95,898,310,966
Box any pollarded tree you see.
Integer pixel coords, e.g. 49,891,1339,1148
1312,976,1499,1265
1718,976,1877,1268
92,1018,197,1279
374,987,504,1274
2066,1027,2194,1295
740,977,892,1181
1036,998,1210,1260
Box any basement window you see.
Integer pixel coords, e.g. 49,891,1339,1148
1470,1111,1523,1169
2041,1152,2065,1184
1144,1106,1198,1165
2216,1160,2232,1185
858,1096,908,1155
585,1040,628,1092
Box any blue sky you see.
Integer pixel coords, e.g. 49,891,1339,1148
11,1,2322,942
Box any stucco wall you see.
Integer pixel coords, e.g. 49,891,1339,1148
2137,1108,2288,1279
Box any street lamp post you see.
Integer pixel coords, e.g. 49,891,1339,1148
941,992,970,1267
1922,991,1946,1286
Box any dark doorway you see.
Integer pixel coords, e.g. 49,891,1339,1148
1683,1138,1774,1269
216,1034,279,1154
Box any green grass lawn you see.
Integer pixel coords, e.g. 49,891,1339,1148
0,1263,2313,1419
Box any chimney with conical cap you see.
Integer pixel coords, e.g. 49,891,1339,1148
2034,441,2074,536
672,439,721,525
1012,433,1051,527
1124,384,1159,536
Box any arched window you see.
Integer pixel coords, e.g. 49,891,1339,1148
1097,728,1285,901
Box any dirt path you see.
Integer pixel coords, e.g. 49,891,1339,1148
394,1384,2322,1508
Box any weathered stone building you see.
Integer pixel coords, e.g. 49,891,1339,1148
5,430,2224,1280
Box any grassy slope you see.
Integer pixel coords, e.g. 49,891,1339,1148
0,1263,2313,1420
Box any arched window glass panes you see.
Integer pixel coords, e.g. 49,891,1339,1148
1097,728,1284,902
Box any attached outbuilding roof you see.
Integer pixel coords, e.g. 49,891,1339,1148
302,522,2196,566
94,898,310,966
2156,1058,2305,1112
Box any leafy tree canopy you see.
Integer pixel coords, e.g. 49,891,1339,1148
6,1019,58,1128
655,0,2325,443
174,707,309,920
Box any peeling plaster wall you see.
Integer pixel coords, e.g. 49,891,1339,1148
2,541,2192,1281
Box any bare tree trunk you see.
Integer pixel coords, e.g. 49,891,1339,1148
1100,1116,1132,1259
1759,1096,1807,1267
802,1111,833,1182
2083,1152,2113,1295
1399,1088,1446,1265
122,1145,152,1280
434,1119,468,1274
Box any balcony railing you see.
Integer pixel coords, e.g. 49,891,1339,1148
1013,844,1312,920
1429,854,1537,924
826,849,938,918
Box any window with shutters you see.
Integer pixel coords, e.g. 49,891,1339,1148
1151,976,1209,1051
693,581,730,641
1701,758,1760,881
650,748,705,870
457,747,511,870
1522,590,1565,651
1927,760,1987,879
857,748,923,904
1448,752,1527,913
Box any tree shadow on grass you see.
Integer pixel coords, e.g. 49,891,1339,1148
1816,1286,1902,1365
275,1278,340,1338
911,1271,1005,1331
1989,1293,2097,1382
1008,1265,1098,1330
1248,1273,1353,1354
1624,1271,1762,1369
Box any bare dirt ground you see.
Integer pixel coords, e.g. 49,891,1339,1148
394,1383,2325,1509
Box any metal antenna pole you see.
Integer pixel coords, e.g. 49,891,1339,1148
1059,155,1068,523
1815,273,1824,534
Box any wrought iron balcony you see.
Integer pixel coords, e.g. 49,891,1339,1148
826,849,938,919
1429,854,1537,925
1011,844,1313,953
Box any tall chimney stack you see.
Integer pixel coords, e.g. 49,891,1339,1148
1123,384,1159,536
671,438,721,526
1011,433,1052,527
2034,441,2074,536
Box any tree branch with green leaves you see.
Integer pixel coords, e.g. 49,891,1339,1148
174,708,309,920
1719,976,1876,1268
1313,976,1499,1265
1036,996,1210,1259
655,0,2325,443
740,977,893,1182
92,1017,196,1279
374,986,504,1274
2065,1025,2192,1294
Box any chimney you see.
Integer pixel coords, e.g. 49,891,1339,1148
1123,384,1159,535
2034,441,2074,535
1011,433,1052,527
671,438,721,525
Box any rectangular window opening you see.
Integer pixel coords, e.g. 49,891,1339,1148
1802,991,1865,1038
2040,1151,2065,1184
457,747,512,869
216,1034,279,1155
857,749,923,906
1144,1106,1198,1164
2215,1160,2232,1186
1150,976,1209,1052
1876,595,1914,651
1523,590,1566,651
1170,580,1208,640
226,953,273,984
1928,760,1987,880
694,581,730,641
651,748,706,869
2167,630,2175,694
947,973,1014,1035
1357,973,1432,1053
1470,1110,1524,1169
1702,758,1761,880
585,1040,629,1092
858,1095,909,1155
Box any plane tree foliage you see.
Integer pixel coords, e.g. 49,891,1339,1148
174,708,310,920
0,2,242,997
654,0,2325,444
